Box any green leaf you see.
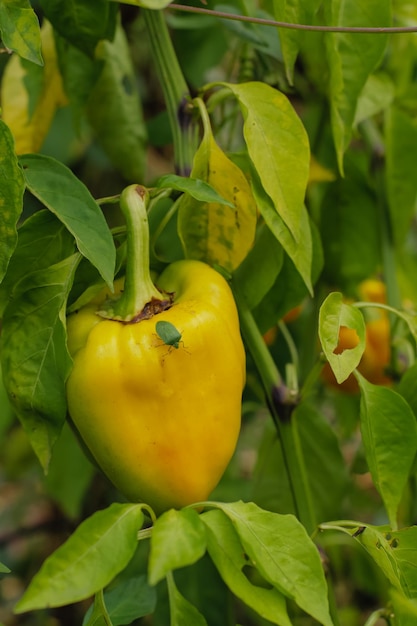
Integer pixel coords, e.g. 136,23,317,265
117,0,171,8
149,555,229,626
385,104,417,246
83,576,157,626
14,503,144,613
0,254,80,470
167,573,209,626
397,310,417,342
20,154,115,288
84,590,113,626
397,360,417,415
0,120,25,285
202,509,292,626
19,56,44,119
324,0,391,172
0,0,42,64
251,176,313,294
319,292,366,384
252,403,348,525
234,223,284,310
390,589,417,625
346,524,402,590
54,35,102,118
0,360,14,439
1,20,67,154
216,4,281,60
86,20,147,182
219,81,310,245
156,174,234,206
319,170,380,286
177,127,257,273
388,526,417,597
274,0,322,83
216,501,333,626
39,0,117,56
253,217,323,333
149,509,207,586
354,72,395,127
0,210,75,316
45,422,95,520
345,523,417,597
356,374,417,528
0,562,11,574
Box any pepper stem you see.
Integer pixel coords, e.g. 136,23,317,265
98,185,170,322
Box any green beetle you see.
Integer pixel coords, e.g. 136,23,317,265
155,320,183,350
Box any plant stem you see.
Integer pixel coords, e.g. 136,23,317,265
142,9,196,175
169,4,411,34
98,185,170,321
232,282,317,535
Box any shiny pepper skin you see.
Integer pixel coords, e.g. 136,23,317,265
66,260,246,514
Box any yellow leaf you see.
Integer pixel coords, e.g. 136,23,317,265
178,134,257,273
1,20,67,154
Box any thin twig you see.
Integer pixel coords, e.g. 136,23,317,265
168,4,417,34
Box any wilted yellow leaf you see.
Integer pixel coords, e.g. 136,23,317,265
1,20,67,154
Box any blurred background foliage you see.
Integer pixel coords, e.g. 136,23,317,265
2,0,417,624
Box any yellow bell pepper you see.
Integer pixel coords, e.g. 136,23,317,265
66,185,245,514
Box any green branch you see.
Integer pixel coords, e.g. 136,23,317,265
232,283,317,535
168,4,414,34
143,9,197,175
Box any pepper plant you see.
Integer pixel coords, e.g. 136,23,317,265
1,1,417,625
